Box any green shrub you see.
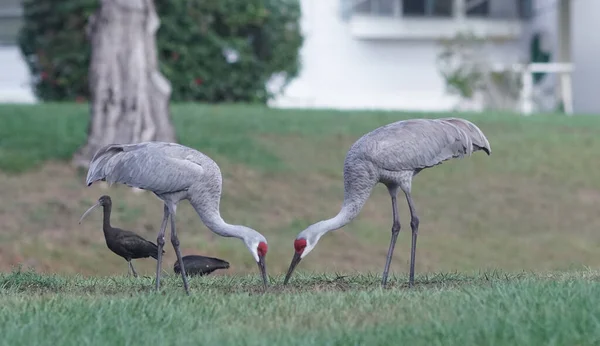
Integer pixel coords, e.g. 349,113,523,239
18,0,303,103
18,1,96,101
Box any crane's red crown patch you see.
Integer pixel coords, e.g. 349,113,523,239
294,238,307,254
257,242,268,257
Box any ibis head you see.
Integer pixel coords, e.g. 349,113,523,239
79,195,112,224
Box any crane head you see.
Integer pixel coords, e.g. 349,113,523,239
283,237,317,285
255,241,268,289
257,241,268,257
244,236,269,289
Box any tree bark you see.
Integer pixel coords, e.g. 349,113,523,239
72,0,176,168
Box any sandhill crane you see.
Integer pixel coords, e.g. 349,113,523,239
85,142,269,295
283,118,491,288
174,255,230,277
79,195,164,277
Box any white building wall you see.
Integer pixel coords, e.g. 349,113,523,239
269,0,524,112
0,0,36,104
520,0,557,52
5,0,595,113
0,45,36,103
571,0,600,114
516,0,600,114
515,0,559,112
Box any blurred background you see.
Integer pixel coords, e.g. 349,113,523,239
0,0,598,278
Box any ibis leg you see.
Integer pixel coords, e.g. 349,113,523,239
155,205,169,291
405,191,420,288
129,260,139,278
170,208,190,295
382,186,401,287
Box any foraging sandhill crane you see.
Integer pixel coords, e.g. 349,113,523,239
173,255,230,277
85,142,269,295
283,118,491,288
79,195,164,277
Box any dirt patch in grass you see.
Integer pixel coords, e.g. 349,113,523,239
1,151,599,280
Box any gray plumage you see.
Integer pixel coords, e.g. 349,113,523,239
85,142,269,294
283,117,491,287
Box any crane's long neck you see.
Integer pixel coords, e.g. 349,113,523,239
305,187,372,240
308,207,356,238
304,161,377,239
188,197,247,240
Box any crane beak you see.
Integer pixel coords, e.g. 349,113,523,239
283,252,302,285
257,255,268,289
78,201,101,224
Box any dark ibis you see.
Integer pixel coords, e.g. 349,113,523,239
79,195,164,277
173,255,230,277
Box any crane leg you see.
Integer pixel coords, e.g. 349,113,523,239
382,185,401,287
129,260,139,278
405,191,420,288
155,205,169,291
170,207,190,295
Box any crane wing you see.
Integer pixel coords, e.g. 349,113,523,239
356,119,477,172
86,142,205,195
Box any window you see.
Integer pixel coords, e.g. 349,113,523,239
465,0,488,17
0,0,23,46
518,0,533,19
354,0,453,17
354,0,399,16
465,0,532,19
350,0,530,19
402,0,453,17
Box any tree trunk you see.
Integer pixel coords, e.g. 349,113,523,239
72,0,176,168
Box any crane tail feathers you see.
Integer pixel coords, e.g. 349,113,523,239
85,144,126,186
85,143,153,187
438,118,491,156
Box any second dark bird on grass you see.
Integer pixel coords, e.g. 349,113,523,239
79,195,163,277
174,255,230,277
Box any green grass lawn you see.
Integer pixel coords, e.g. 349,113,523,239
0,103,599,276
1,269,600,345
1,103,600,345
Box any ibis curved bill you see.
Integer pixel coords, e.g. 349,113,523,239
78,201,101,224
